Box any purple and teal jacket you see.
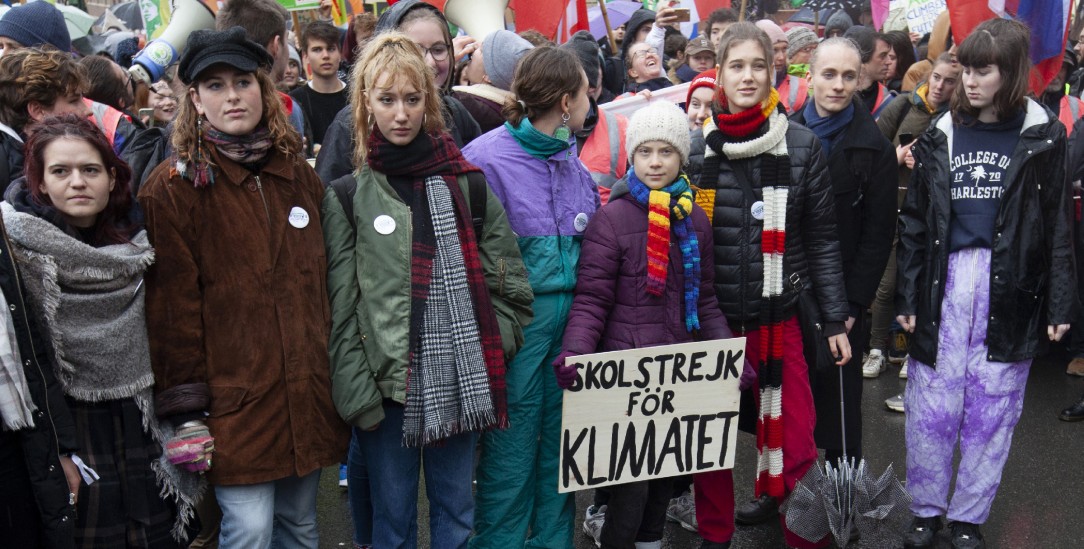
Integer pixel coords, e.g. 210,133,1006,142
463,125,600,295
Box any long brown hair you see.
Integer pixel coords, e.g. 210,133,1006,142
712,22,773,110
171,69,301,165
951,18,1030,122
349,31,446,166
503,47,585,128
23,114,135,245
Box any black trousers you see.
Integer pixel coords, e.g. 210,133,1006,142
598,477,673,548
0,429,43,548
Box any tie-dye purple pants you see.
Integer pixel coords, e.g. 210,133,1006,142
904,247,1031,524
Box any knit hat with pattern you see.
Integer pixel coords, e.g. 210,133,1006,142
626,101,691,164
786,27,818,59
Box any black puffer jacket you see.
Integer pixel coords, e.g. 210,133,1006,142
688,117,849,334
897,99,1075,365
0,220,78,548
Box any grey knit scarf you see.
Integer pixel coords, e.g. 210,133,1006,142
1,202,202,541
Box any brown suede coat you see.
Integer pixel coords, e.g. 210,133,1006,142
139,147,348,486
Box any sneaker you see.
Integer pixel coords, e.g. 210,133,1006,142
583,504,605,547
903,515,942,549
863,350,887,378
889,331,910,363
885,393,905,413
899,357,909,379
339,464,348,488
666,492,698,532
949,521,985,549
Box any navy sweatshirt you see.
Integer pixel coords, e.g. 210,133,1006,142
948,111,1025,251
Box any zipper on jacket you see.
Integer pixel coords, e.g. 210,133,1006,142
498,258,506,296
254,175,272,227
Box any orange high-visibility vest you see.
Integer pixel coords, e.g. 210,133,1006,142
778,74,808,113
1059,95,1083,136
581,108,628,206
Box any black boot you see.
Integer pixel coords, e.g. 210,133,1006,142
902,515,942,549
1059,395,1084,421
734,494,778,525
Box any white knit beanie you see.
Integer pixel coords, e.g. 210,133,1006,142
625,101,691,165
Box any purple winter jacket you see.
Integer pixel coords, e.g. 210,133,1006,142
562,190,734,356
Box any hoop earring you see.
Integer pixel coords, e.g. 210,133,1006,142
553,111,571,141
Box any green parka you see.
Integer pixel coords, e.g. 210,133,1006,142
322,165,534,429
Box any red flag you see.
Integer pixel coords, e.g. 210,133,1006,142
947,0,1071,94
511,0,570,39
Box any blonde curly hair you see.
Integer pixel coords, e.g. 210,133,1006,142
349,31,446,166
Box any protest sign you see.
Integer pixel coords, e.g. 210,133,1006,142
904,0,946,36
558,338,744,493
599,82,691,119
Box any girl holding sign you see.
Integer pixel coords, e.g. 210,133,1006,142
684,22,850,549
896,18,1073,549
555,101,746,549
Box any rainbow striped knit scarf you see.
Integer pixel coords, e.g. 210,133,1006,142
627,171,701,332
699,91,792,500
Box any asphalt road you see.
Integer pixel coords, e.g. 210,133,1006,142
314,345,1084,548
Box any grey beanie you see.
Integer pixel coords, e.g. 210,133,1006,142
482,30,533,91
825,11,854,37
786,27,818,59
561,31,602,88
626,101,691,165
0,0,70,52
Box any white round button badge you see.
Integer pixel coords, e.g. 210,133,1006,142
374,215,396,235
288,207,310,229
574,212,589,233
750,201,765,221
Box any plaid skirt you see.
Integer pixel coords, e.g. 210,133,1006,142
70,398,183,549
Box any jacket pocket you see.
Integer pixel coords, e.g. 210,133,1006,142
208,386,247,418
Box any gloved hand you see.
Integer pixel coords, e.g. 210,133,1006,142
165,420,215,473
552,351,581,390
739,359,757,391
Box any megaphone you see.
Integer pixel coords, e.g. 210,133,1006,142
129,0,216,85
444,0,509,41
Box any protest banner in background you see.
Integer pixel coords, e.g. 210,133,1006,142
904,0,946,36
558,338,744,493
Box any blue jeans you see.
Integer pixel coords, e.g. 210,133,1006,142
347,429,373,547
358,405,476,549
215,470,321,549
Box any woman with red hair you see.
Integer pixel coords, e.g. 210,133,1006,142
2,113,198,547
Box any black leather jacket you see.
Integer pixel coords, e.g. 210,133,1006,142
897,99,1076,365
688,118,849,335
0,221,77,548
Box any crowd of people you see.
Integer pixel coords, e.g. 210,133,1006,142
0,1,1081,549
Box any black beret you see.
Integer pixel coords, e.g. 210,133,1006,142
178,27,274,84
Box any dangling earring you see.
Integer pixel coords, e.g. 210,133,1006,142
196,116,204,158
367,112,375,129
553,111,571,141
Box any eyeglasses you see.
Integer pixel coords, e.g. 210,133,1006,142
631,46,658,60
418,43,450,62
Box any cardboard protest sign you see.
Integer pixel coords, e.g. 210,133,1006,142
558,338,744,493
904,0,946,36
